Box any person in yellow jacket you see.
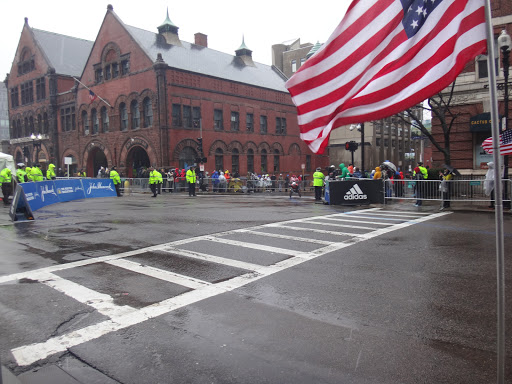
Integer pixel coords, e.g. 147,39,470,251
46,163,56,180
186,166,197,197
414,162,428,179
0,167,13,205
149,166,162,197
25,166,33,181
16,163,27,183
313,167,325,201
31,164,44,182
109,166,122,197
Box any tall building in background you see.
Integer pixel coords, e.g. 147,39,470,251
0,82,9,153
272,39,315,79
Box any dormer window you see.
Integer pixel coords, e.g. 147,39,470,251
112,63,119,78
94,44,130,84
95,68,103,83
18,48,35,76
105,65,111,80
121,59,130,75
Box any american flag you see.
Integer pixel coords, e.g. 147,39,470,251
285,0,487,154
89,90,98,103
482,130,512,156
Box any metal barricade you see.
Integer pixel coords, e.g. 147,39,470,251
384,178,511,206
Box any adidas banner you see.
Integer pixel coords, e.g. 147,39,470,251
327,180,384,205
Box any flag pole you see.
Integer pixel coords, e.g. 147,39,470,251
73,77,113,108
483,1,506,383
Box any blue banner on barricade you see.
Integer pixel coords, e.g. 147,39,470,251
22,180,60,211
10,179,117,221
55,179,86,202
81,179,117,198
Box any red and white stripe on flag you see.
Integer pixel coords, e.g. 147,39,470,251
285,0,487,154
482,131,512,156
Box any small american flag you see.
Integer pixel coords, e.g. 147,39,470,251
89,90,97,103
482,131,512,156
502,129,512,145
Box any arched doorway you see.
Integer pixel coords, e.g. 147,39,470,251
127,146,150,177
89,147,108,177
179,146,197,170
15,151,23,165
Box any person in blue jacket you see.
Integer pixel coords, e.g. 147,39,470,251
211,170,219,193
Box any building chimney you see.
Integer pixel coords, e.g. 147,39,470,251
194,33,208,48
157,8,182,47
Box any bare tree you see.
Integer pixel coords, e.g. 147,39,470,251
397,81,459,166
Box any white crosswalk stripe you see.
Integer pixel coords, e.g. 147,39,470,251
7,208,451,366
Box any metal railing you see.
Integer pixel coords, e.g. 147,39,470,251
119,177,315,195
383,177,511,205
102,176,511,206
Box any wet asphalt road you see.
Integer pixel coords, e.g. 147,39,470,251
0,192,511,384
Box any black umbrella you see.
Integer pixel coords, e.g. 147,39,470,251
442,164,461,176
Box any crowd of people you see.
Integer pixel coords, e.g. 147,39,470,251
3,160,500,208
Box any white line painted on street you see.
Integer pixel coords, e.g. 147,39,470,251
203,236,307,257
105,259,211,290
235,229,335,245
267,223,367,237
320,217,393,226
306,220,380,231
8,209,451,366
160,247,266,272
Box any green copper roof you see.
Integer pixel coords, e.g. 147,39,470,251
158,8,178,29
306,41,322,59
237,35,251,52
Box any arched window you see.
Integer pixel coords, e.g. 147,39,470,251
24,117,29,137
247,148,254,174
37,114,43,133
231,148,239,175
273,149,280,172
43,113,49,134
17,119,22,138
29,116,35,135
82,111,89,135
12,120,17,138
143,97,153,127
131,100,140,129
120,103,127,131
101,107,109,132
91,109,99,134
215,148,224,172
260,149,268,174
178,146,196,170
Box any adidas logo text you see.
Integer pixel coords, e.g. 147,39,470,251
344,184,367,200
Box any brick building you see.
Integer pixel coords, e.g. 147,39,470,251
5,5,328,178
432,0,511,173
272,38,316,79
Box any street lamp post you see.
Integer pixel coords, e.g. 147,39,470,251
498,29,511,209
30,133,42,166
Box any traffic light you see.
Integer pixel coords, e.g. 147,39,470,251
197,137,203,155
345,141,358,152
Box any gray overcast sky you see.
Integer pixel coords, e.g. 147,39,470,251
1,0,351,79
